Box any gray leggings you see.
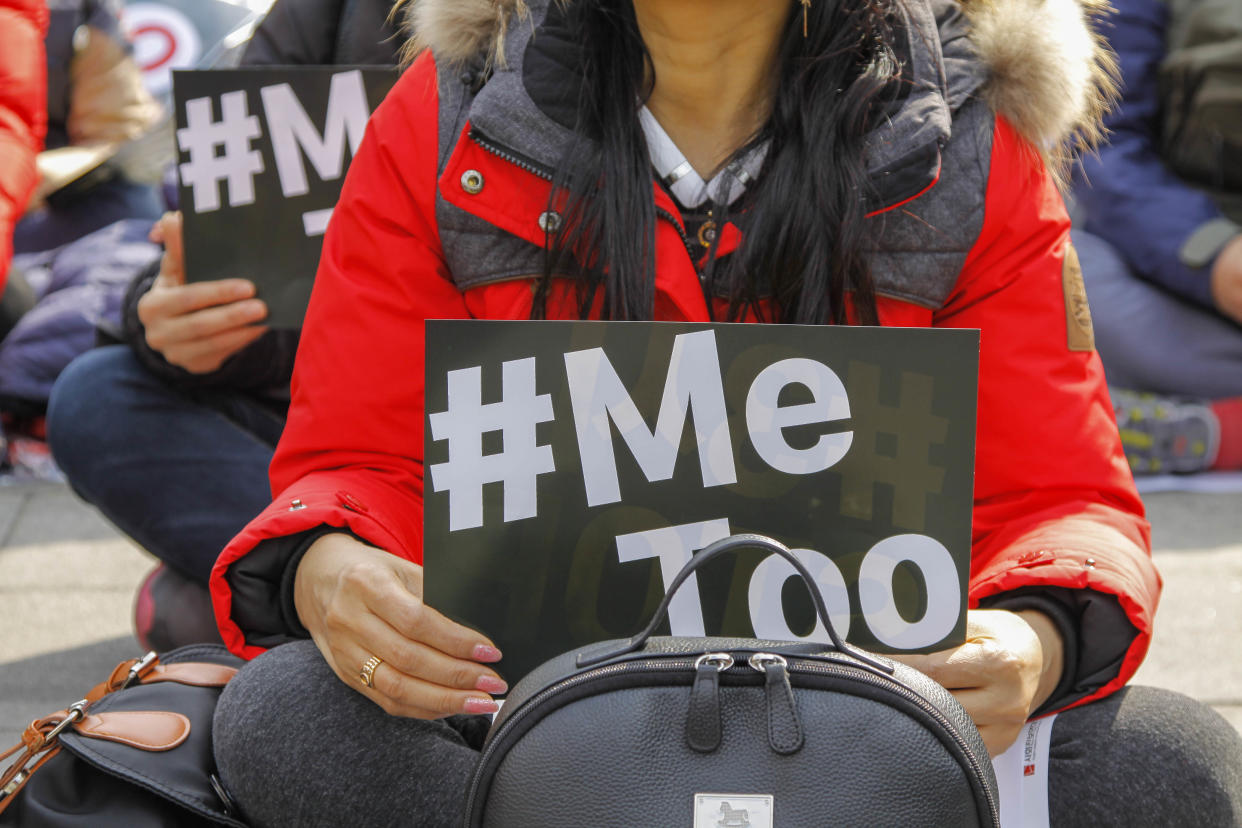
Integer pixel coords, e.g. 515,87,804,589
214,640,1242,828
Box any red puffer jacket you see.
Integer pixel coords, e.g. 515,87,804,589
211,37,1158,712
0,0,48,287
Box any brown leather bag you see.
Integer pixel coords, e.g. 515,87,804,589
0,645,246,827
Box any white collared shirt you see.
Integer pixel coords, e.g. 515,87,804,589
638,105,768,208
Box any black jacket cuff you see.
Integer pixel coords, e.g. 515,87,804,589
980,586,1137,715
227,526,357,649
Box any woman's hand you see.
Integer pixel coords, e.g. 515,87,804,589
138,212,269,373
889,608,1064,756
294,532,507,718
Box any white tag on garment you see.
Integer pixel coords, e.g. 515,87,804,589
992,714,1057,828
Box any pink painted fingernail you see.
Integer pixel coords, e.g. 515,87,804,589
476,675,508,694
473,644,503,663
464,697,500,715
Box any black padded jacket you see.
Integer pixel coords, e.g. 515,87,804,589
119,0,402,393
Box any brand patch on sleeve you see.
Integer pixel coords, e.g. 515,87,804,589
1062,243,1095,352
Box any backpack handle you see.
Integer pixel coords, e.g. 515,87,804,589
577,533,892,672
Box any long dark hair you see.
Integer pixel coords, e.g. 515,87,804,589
534,0,907,325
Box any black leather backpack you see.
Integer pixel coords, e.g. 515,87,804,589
463,534,1000,828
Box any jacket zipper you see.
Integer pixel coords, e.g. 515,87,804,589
466,654,1000,827
655,206,700,268
469,128,554,182
468,130,704,279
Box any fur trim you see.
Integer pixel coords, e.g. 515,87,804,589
400,0,1117,159
963,0,1118,174
397,0,531,70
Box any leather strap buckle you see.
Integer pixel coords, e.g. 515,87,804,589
122,652,160,690
42,701,88,743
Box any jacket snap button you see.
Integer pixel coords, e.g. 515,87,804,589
461,170,484,194
289,498,307,511
1085,558,1096,569
538,211,561,233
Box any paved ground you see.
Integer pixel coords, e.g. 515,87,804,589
1,482,1239,749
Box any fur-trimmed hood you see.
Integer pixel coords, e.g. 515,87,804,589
399,0,1116,158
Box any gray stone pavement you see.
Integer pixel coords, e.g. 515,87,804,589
0,482,1239,750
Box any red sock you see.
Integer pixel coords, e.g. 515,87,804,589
1210,398,1242,470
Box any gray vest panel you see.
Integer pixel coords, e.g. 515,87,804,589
435,69,548,292
432,65,992,312
869,97,994,309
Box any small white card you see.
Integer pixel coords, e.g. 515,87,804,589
992,714,1057,828
694,793,774,828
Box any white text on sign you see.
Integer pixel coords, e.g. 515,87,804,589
176,69,372,237
618,519,960,650
429,330,856,530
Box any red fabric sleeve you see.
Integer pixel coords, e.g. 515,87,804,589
211,54,469,658
0,0,48,285
937,117,1160,710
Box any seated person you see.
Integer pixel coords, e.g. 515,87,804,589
204,0,1242,825
0,0,47,339
45,0,402,652
1072,0,1242,475
15,0,163,255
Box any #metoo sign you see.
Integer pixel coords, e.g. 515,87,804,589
424,321,980,682
173,68,398,327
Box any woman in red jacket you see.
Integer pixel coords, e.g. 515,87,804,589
209,0,1242,825
0,0,47,336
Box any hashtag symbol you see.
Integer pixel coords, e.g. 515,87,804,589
839,362,948,531
428,358,557,532
177,91,265,214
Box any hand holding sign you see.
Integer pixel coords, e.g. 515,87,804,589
890,608,1065,756
139,211,269,373
293,532,506,719
173,68,399,328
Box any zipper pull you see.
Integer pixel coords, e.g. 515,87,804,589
686,653,732,753
750,653,804,755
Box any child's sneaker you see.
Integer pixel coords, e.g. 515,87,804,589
134,564,223,653
1111,388,1220,474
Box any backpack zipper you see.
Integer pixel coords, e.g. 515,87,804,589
466,652,1000,827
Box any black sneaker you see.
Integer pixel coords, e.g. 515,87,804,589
1111,388,1219,474
133,564,224,653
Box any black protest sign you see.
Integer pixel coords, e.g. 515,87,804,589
424,321,980,684
173,68,398,328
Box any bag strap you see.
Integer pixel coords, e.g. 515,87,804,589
85,652,162,702
0,651,239,815
0,706,85,812
576,533,893,673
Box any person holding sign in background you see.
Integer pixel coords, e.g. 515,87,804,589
208,0,1242,826
0,0,47,339
46,0,403,652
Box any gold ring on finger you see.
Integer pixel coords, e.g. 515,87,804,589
359,655,383,689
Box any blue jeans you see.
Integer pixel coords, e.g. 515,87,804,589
14,178,163,255
46,346,285,585
1074,230,1242,399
